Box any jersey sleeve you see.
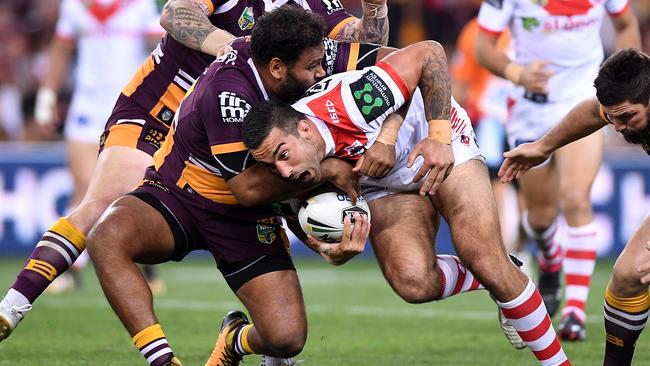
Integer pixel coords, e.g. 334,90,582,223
55,0,77,40
199,71,256,181
477,0,515,35
605,0,630,16
323,40,381,76
307,0,357,39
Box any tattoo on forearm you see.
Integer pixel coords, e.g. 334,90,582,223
420,51,451,121
162,0,217,50
334,18,389,45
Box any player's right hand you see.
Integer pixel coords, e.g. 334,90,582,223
498,142,550,182
321,158,361,204
519,60,553,94
35,88,57,127
407,138,454,196
306,212,370,266
352,141,396,178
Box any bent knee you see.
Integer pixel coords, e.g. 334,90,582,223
265,332,306,358
388,272,442,303
611,264,647,295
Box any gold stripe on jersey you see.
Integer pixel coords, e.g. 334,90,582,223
328,16,357,40
123,55,156,97
104,124,143,149
210,141,247,155
176,161,238,205
150,83,185,124
605,286,650,313
153,125,176,170
202,0,215,15
346,43,360,71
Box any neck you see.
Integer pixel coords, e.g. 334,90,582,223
254,61,283,100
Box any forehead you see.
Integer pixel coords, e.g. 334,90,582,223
294,44,325,65
252,128,289,161
603,101,642,115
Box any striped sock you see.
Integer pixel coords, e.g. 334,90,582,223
522,212,562,272
10,218,86,303
132,324,175,366
603,287,649,366
436,255,484,300
498,279,571,366
232,324,255,356
561,222,598,322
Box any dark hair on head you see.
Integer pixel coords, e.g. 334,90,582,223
595,48,650,107
251,4,327,67
243,100,306,150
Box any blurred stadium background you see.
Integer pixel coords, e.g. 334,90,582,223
0,1,650,365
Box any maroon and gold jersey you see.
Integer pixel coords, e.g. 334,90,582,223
121,0,356,127
151,37,370,210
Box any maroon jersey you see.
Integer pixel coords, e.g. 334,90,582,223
121,0,355,126
151,37,365,212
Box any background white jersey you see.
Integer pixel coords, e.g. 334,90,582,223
477,0,629,103
292,63,482,197
56,0,163,142
56,0,162,97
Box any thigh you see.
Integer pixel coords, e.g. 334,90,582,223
555,128,603,194
369,192,439,285
69,146,153,233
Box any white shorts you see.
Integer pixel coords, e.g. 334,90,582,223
361,91,484,202
506,91,595,149
64,90,116,144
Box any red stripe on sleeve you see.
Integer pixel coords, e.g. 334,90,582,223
376,61,411,100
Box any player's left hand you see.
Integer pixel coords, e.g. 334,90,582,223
498,141,550,183
321,158,361,204
306,212,370,266
352,141,395,178
407,138,454,196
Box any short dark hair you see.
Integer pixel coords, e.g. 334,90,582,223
251,4,327,67
243,100,305,150
595,48,650,107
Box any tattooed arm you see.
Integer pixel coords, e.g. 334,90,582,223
160,0,235,56
379,40,454,195
333,0,389,45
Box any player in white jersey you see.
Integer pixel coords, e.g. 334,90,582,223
475,0,641,340
32,0,164,293
243,41,574,366
498,48,650,366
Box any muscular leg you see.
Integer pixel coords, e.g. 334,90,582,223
435,160,570,365
0,146,152,342
603,215,650,365
234,270,307,357
87,195,179,366
555,131,602,331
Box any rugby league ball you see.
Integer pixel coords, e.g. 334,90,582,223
298,192,371,243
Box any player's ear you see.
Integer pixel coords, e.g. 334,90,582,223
269,57,287,80
297,119,311,139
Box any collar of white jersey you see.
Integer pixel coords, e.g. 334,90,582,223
247,58,269,100
305,116,335,157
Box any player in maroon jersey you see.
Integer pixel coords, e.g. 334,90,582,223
0,0,389,353
242,41,574,365
82,7,382,366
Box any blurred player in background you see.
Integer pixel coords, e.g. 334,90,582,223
31,0,164,295
499,48,650,366
0,0,390,354
450,17,532,276
475,0,641,341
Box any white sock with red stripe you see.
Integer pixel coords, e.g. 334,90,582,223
498,279,571,366
561,221,598,322
436,255,483,299
522,212,563,272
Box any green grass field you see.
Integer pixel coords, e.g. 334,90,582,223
1,256,649,366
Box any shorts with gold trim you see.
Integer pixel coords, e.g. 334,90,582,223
127,171,294,291
99,94,170,156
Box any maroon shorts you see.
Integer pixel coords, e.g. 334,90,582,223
127,174,294,290
99,94,170,157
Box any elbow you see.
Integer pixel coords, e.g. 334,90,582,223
422,40,447,64
236,191,259,207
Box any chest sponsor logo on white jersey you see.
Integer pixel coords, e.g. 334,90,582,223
218,92,251,123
